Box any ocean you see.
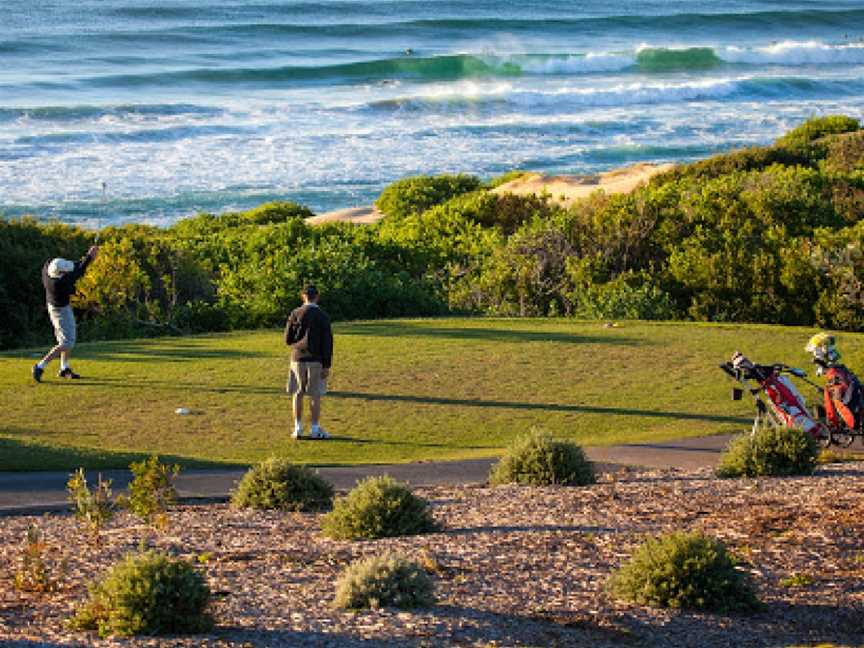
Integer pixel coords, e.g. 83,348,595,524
2,0,864,226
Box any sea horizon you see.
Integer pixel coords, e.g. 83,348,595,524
2,0,864,227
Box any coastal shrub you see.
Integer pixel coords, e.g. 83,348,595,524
568,271,677,320
333,553,435,610
716,425,819,478
321,475,437,540
231,457,334,512
375,173,481,220
489,429,595,486
777,115,860,154
609,530,760,612
70,550,212,637
822,130,864,175
125,455,180,529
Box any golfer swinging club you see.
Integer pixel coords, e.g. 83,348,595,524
32,246,99,382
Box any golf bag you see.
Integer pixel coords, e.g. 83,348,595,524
720,352,823,438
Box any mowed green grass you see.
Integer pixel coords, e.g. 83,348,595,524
2,318,856,471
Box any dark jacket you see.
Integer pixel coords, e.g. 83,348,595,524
284,303,333,368
42,253,94,307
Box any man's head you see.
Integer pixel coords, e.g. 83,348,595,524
301,284,319,304
47,258,75,279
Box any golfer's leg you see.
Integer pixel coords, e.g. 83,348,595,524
293,392,304,425
39,344,66,366
60,348,72,369
310,395,321,426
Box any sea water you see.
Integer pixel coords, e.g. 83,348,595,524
1,0,863,226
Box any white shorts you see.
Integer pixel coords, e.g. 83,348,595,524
48,304,76,348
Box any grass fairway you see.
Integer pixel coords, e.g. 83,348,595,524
2,318,858,471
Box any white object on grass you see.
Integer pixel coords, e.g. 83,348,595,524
175,407,191,416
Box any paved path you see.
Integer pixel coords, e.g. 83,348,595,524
0,435,737,516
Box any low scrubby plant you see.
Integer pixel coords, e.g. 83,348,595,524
609,530,760,612
320,476,437,540
489,429,595,486
716,425,819,478
70,550,212,638
67,468,116,539
231,457,334,511
333,552,435,610
125,455,180,529
14,525,56,593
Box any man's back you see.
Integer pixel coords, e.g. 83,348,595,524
285,303,333,367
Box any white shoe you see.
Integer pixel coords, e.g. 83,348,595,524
292,424,303,440
310,426,330,439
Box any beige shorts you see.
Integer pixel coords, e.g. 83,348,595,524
48,304,76,348
286,361,326,397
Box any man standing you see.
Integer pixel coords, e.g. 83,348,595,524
32,246,99,382
284,285,333,439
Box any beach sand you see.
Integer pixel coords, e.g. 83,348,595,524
308,162,676,225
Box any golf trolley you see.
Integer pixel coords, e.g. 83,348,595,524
719,355,864,448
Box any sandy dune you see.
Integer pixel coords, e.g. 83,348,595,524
307,162,676,225
490,162,676,208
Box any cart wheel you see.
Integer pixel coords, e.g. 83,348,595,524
816,425,833,448
832,430,856,448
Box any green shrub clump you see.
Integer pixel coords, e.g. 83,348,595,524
333,552,435,610
71,550,212,638
489,429,595,486
609,530,760,612
716,425,819,478
231,457,334,511
375,173,481,220
125,455,180,528
321,476,437,540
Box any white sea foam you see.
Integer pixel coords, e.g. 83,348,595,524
721,40,864,66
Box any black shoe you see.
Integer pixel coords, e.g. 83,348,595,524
58,367,81,379
32,364,43,383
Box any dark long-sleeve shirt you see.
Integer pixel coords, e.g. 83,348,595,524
42,254,94,307
284,303,333,368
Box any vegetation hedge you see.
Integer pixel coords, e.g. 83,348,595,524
333,553,435,610
4,116,864,349
231,457,334,511
71,550,212,637
321,475,437,540
489,429,595,486
716,426,820,478
609,530,760,612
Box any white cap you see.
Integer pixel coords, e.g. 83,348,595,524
47,258,75,279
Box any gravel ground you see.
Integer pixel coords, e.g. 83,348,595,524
1,464,862,647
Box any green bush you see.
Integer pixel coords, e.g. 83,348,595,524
333,552,435,610
231,457,334,512
71,550,212,637
320,476,437,540
489,429,595,486
125,455,180,528
777,115,860,153
375,174,481,220
716,425,819,478
609,530,760,612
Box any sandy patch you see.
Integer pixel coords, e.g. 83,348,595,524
491,162,676,208
306,162,676,226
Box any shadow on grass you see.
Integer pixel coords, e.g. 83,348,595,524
329,390,751,425
67,376,277,395
77,339,270,363
0,432,247,472
339,321,643,346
